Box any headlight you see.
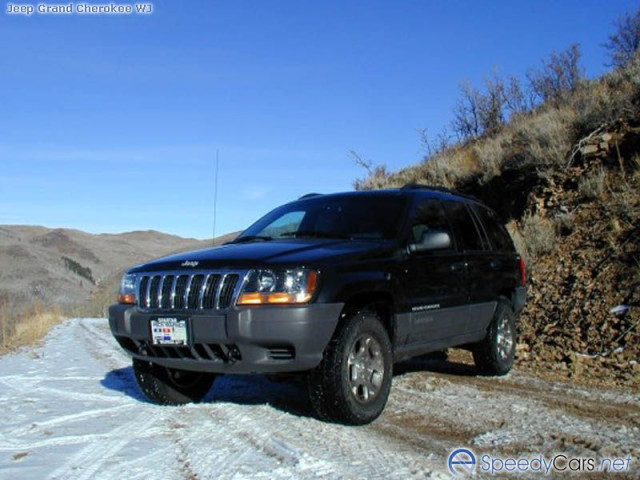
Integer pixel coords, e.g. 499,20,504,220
237,269,318,305
117,273,138,305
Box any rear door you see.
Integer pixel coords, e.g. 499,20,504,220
441,200,496,335
471,204,518,301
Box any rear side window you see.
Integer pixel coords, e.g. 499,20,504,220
473,206,515,252
443,201,485,251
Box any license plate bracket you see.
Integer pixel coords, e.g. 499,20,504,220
150,317,189,346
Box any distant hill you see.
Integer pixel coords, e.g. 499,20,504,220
0,225,237,314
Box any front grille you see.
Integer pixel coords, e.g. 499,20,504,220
137,271,242,311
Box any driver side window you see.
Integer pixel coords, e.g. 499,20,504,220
410,199,452,245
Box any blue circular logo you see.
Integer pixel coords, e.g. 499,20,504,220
448,448,477,476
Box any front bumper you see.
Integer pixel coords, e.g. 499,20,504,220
108,303,343,374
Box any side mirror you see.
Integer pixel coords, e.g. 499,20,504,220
408,229,451,253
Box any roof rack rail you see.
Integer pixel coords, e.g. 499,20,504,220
400,183,479,201
299,192,322,200
400,183,453,193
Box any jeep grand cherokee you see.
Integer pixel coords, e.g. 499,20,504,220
109,184,527,425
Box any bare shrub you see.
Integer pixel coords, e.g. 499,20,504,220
350,150,392,191
504,76,533,117
478,73,506,136
452,75,508,140
578,167,607,200
604,9,640,68
528,44,583,106
452,82,482,140
418,127,452,157
353,165,391,191
520,213,557,259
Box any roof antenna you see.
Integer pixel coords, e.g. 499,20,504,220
212,150,219,246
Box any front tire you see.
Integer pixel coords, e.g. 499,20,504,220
473,299,516,375
133,359,216,405
308,309,393,425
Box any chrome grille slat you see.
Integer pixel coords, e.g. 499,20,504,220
183,275,194,310
198,274,210,309
157,276,166,308
161,275,174,309
169,275,178,309
137,271,242,311
214,274,227,310
206,274,221,309
144,276,153,308
149,276,161,308
174,275,188,309
188,274,205,309
219,275,238,309
139,277,149,307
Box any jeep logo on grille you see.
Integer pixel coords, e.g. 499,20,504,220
181,261,199,267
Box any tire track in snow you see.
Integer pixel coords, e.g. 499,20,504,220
4,404,137,438
173,402,445,479
77,318,131,371
46,411,158,480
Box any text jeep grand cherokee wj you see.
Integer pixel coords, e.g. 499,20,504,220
109,184,527,425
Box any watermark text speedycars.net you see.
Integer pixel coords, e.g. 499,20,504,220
448,448,633,476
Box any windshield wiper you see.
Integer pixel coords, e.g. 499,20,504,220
231,235,273,243
281,231,350,239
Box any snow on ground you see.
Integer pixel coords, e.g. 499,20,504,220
0,318,638,479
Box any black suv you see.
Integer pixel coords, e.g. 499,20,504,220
109,185,526,425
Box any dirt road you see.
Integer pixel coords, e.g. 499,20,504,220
0,318,637,479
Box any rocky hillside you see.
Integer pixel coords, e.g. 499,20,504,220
355,35,640,388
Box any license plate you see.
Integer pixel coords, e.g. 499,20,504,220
150,317,189,346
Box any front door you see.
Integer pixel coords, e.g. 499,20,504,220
399,198,469,346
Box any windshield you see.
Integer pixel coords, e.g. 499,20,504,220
235,193,408,242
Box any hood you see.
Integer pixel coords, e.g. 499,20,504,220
128,239,393,272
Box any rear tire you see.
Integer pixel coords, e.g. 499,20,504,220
307,309,393,425
133,359,216,405
473,299,516,376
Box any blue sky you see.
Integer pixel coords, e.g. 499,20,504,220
1,0,636,239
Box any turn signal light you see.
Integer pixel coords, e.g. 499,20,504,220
117,293,137,305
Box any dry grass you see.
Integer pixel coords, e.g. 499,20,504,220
356,105,576,193
0,301,65,355
508,108,575,166
578,167,607,200
355,144,482,191
518,213,557,261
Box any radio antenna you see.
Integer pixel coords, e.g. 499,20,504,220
212,150,219,246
